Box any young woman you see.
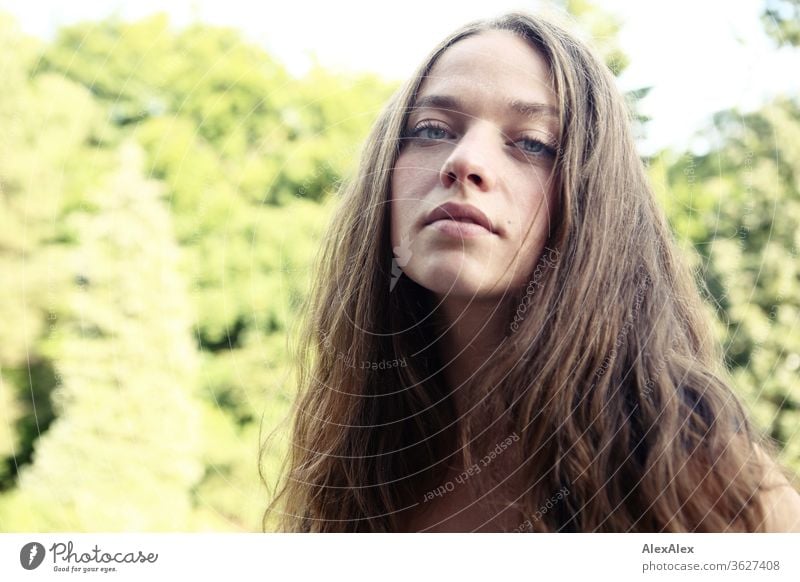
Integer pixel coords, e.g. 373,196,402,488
263,10,800,532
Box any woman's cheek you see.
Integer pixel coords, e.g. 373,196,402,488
389,199,415,251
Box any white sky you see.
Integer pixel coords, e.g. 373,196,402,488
3,0,798,155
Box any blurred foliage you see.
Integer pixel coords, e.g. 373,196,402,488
0,10,386,532
0,4,797,532
648,95,800,470
762,0,800,47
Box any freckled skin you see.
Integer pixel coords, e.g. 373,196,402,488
390,29,560,302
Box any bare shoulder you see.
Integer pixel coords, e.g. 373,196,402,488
754,445,800,532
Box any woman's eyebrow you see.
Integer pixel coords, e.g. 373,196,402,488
409,93,558,121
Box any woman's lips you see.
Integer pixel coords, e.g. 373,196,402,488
426,218,495,238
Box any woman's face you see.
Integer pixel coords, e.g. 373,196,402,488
390,29,560,301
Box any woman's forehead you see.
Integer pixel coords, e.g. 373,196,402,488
418,30,557,114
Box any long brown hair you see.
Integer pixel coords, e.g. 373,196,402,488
261,9,777,532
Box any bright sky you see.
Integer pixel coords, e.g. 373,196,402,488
3,0,797,155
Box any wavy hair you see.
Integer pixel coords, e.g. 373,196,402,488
261,9,778,532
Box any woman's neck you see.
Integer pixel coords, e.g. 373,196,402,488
433,294,511,415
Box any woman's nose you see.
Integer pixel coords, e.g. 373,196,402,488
439,124,498,192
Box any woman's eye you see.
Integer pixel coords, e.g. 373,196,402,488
421,127,447,139
405,121,452,141
516,137,557,157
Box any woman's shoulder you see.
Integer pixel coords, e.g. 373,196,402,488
754,445,800,532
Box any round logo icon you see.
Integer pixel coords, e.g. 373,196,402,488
20,542,46,570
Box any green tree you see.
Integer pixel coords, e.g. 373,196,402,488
0,143,205,530
762,0,800,47
650,96,800,473
0,14,114,491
